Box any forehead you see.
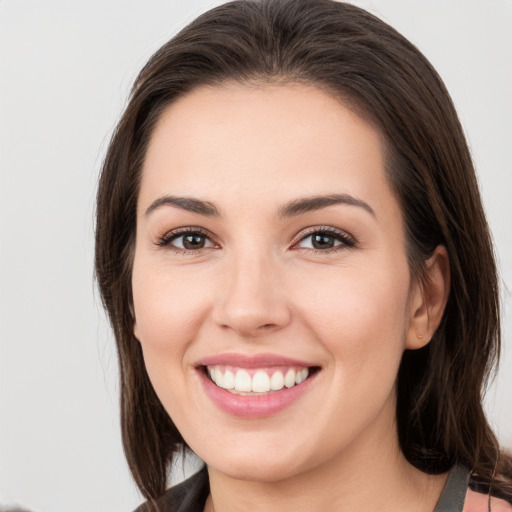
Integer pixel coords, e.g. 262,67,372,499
139,83,395,220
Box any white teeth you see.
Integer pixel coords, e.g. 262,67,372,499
234,369,252,392
208,366,311,393
296,368,309,384
284,369,296,388
223,369,235,389
252,371,271,393
270,371,285,390
216,368,235,389
214,367,223,386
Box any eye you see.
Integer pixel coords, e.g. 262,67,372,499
294,227,355,252
157,228,216,252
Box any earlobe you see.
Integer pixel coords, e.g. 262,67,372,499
133,315,141,343
131,302,141,343
405,245,450,350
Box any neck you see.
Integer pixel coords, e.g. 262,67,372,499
205,414,447,512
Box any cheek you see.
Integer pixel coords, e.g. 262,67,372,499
290,261,410,367
132,256,211,362
131,257,211,418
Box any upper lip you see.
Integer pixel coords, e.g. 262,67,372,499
196,353,317,368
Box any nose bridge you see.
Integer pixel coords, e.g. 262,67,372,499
213,241,290,336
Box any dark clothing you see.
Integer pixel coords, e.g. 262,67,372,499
135,464,471,512
134,467,209,512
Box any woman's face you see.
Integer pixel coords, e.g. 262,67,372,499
132,84,426,482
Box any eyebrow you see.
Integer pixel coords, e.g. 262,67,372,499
145,195,221,217
144,193,375,219
277,194,375,218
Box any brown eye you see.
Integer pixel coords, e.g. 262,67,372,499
295,228,355,251
311,233,336,249
182,233,207,250
158,230,215,251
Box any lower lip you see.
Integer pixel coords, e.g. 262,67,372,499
198,369,318,418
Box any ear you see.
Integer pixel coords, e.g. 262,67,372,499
134,322,140,342
133,317,143,343
131,304,141,343
405,245,450,350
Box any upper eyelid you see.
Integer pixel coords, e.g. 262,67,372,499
161,226,211,238
294,226,355,242
158,226,217,247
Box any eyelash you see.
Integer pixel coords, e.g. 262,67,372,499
157,227,216,254
292,226,356,253
156,226,356,254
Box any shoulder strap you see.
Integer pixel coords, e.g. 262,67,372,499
434,464,471,512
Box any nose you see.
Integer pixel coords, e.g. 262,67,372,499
212,251,292,338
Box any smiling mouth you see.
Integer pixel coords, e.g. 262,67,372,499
203,365,320,395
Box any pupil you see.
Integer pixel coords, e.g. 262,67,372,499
312,234,334,249
183,234,205,249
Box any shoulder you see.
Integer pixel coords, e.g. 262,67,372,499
463,488,512,512
133,467,209,512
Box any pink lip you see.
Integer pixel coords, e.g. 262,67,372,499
196,353,314,368
196,354,320,418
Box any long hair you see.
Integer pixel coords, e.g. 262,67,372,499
95,0,510,503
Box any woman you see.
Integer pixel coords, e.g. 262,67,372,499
95,0,512,510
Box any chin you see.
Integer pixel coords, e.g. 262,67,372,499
209,456,305,483
198,436,320,484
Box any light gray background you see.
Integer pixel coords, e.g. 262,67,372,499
1,1,511,511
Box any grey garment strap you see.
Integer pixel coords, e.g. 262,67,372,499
433,464,471,512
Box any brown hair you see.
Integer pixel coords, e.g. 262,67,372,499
95,0,511,504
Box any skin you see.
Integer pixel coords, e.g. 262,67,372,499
132,84,452,512
464,490,512,512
